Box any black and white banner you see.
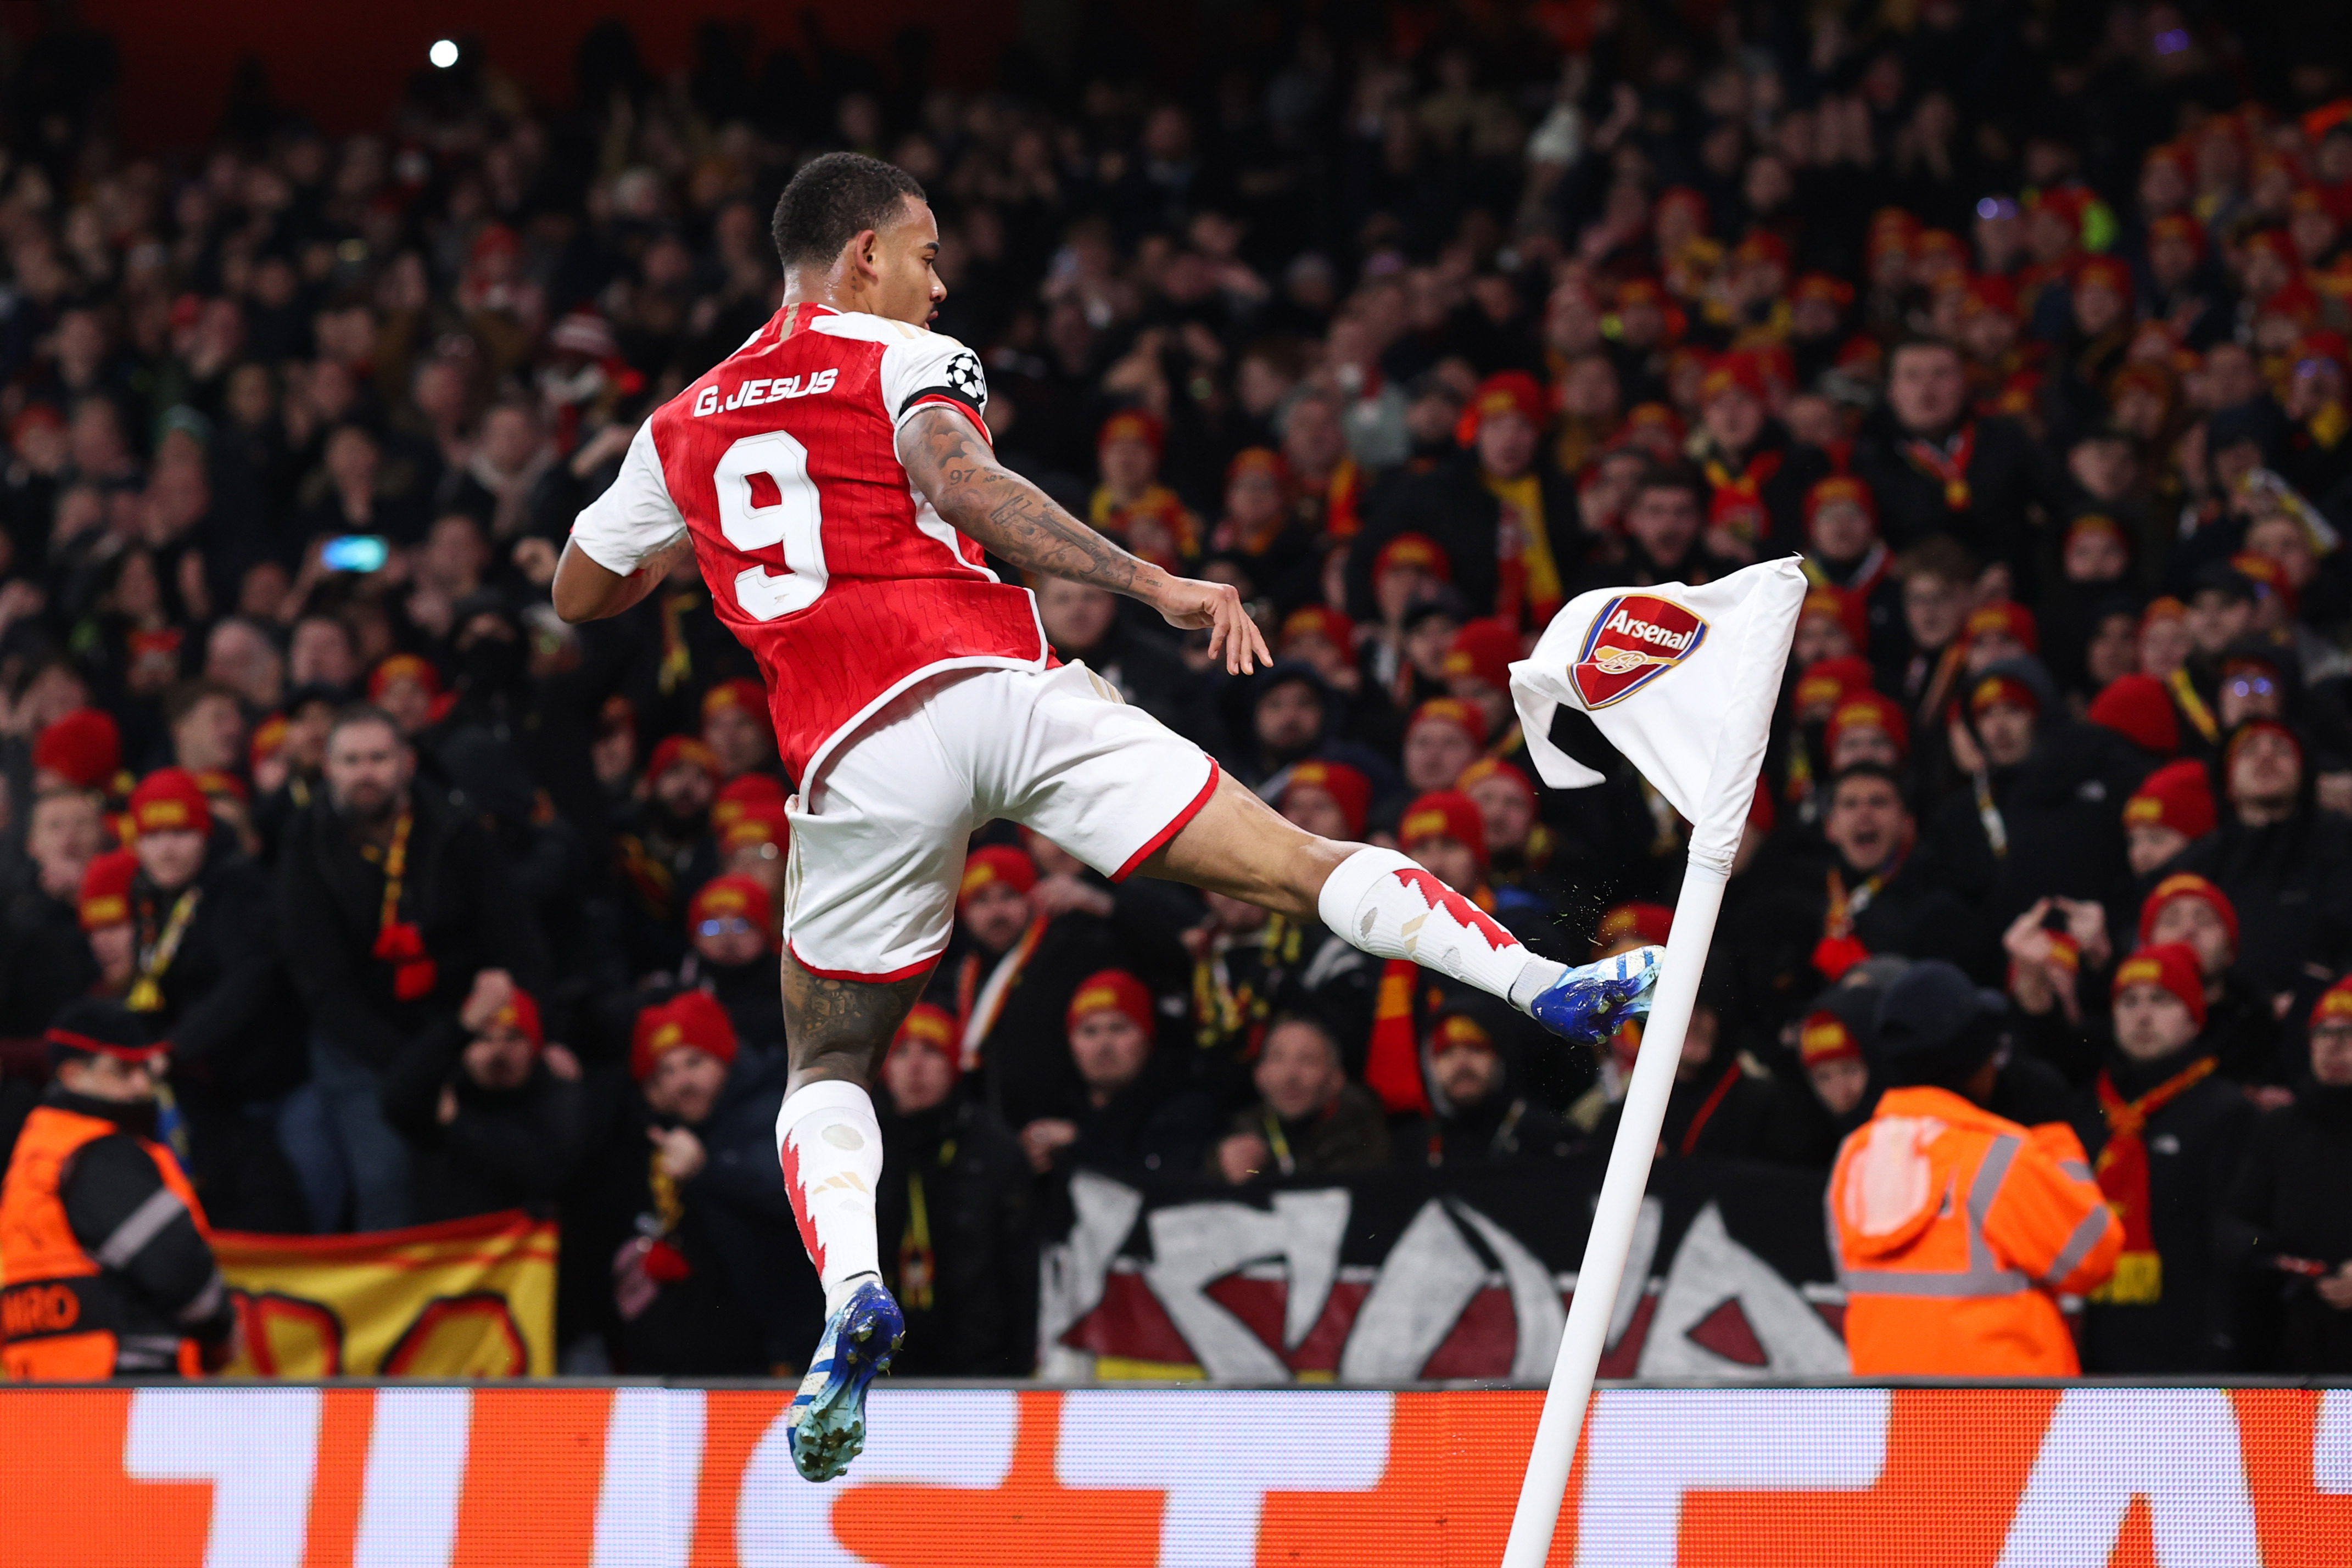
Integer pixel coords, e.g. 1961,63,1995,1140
1038,1158,1846,1382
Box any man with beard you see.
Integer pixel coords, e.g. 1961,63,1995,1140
276,708,548,1231
1389,993,1576,1168
613,735,723,978
679,873,786,1052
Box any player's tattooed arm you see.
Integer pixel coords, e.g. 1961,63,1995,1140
897,405,1272,673
898,405,1153,593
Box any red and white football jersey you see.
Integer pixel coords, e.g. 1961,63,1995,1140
569,301,1046,780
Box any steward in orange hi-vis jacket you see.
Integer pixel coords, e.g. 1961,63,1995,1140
1830,962,2121,1375
0,1001,235,1380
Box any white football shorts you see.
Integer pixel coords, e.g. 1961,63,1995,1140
782,661,1219,981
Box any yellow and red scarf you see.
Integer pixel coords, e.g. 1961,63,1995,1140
2091,1055,2217,1304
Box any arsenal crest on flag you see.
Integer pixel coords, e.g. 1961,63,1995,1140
1569,593,1709,708
1511,558,1807,871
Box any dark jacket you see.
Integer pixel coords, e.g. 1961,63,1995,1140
2221,1079,2352,1373
126,846,304,1102
1850,412,2070,583
276,786,549,1070
2068,1048,2255,1373
379,1028,591,1223
1344,456,1583,628
2179,809,2352,1003
875,1099,1035,1376
568,1052,817,1376
1061,1052,1223,1179
1220,1083,1392,1178
1393,1093,1577,1168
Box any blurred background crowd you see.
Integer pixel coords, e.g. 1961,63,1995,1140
3,0,2352,1379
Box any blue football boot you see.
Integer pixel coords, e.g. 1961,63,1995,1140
786,1276,904,1482
1526,945,1667,1046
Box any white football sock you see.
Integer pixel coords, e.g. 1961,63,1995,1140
1316,847,1565,1013
775,1080,884,1315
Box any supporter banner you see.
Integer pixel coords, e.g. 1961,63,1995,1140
1037,1158,1843,1382
0,1384,2347,1565
213,1209,557,1378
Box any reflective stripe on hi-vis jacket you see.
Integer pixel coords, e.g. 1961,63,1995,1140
1828,1086,2123,1377
0,1105,211,1381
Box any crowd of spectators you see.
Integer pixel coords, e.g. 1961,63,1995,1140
3,1,2352,1379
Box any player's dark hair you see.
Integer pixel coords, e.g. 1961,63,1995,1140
771,153,927,271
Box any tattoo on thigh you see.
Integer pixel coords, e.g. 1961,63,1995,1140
780,958,930,1080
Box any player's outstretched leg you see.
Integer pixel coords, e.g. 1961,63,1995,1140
774,957,928,1482
1142,776,1663,1046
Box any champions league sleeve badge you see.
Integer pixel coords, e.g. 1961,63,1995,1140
1569,593,1708,708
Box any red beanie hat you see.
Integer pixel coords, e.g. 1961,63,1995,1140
368,653,442,702
128,768,213,838
1456,756,1537,805
630,990,739,1080
1442,618,1520,691
688,873,776,945
886,1002,962,1080
1594,900,1673,957
2124,760,2216,841
649,735,721,785
1066,969,1155,1035
1407,696,1489,748
1963,601,2038,654
701,678,772,730
34,709,122,791
78,849,138,931
1399,789,1489,869
1825,691,1910,761
2088,675,2180,758
1798,1009,1863,1067
1372,531,1452,585
1969,672,2041,716
2310,975,2352,1031
720,798,790,856
1282,760,1371,838
1795,655,1876,712
958,845,1038,907
1456,371,1546,445
486,987,545,1050
1804,475,1877,529
2113,941,2207,1028
712,772,788,831
1279,605,1355,657
2138,872,2239,952
1800,585,1870,654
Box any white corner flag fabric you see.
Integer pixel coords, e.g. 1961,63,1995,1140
1499,557,1807,1568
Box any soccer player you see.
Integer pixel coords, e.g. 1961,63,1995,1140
552,154,1663,1481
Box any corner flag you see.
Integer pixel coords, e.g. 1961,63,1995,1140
1500,557,1807,1567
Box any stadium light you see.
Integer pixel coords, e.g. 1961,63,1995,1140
429,39,459,69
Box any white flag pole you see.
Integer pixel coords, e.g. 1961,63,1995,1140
1499,564,1803,1568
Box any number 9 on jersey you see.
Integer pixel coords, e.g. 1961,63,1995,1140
716,430,828,619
